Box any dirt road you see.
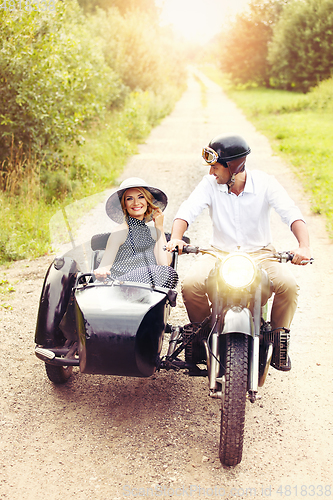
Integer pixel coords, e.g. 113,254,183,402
1,71,332,500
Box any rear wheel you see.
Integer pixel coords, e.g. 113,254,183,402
45,363,73,384
219,334,248,466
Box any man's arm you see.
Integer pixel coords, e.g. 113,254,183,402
290,219,312,265
166,218,188,254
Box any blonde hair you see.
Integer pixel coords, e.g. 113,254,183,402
121,187,158,221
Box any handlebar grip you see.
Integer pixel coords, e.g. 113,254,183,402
287,253,314,264
182,245,200,254
278,252,314,264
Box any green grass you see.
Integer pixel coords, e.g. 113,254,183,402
202,66,333,237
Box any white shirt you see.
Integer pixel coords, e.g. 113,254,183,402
175,170,305,252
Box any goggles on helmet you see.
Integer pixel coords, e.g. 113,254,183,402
202,147,219,165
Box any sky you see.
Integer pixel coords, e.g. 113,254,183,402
155,0,250,45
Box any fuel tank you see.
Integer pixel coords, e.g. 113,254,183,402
75,283,168,377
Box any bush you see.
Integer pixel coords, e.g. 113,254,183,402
0,3,123,168
268,0,333,92
0,1,186,263
88,7,186,94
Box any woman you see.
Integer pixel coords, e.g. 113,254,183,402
94,177,177,288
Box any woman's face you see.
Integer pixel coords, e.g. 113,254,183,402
124,188,148,220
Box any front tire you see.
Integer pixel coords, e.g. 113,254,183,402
45,363,73,384
219,334,248,466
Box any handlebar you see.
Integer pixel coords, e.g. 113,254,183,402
181,245,200,254
165,245,313,265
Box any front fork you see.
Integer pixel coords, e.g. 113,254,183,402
206,285,262,403
248,285,262,402
204,296,224,400
204,329,223,399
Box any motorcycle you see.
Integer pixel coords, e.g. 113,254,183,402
34,197,312,466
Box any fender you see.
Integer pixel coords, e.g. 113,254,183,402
221,307,254,337
35,257,79,347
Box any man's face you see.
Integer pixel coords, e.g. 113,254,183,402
209,162,230,184
209,157,246,184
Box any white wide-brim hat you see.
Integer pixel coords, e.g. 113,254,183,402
105,177,168,223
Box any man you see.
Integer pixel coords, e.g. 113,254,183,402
167,135,312,371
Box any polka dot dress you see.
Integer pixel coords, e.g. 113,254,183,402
110,216,178,289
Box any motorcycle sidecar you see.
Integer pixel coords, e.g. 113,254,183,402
75,279,172,377
35,236,177,382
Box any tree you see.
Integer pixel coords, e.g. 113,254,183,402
88,7,185,93
219,0,288,86
0,4,122,168
268,0,333,92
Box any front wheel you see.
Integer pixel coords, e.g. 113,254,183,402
45,363,73,384
219,334,248,466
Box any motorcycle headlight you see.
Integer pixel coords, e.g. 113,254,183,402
220,253,257,289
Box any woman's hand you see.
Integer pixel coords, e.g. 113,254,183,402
152,208,164,230
94,266,111,281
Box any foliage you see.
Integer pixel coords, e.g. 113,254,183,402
268,0,333,92
0,189,53,264
88,7,186,93
0,3,122,169
63,89,180,196
305,78,333,110
0,87,181,264
0,0,186,264
218,0,288,87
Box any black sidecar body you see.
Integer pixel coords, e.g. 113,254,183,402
34,197,180,382
35,256,173,378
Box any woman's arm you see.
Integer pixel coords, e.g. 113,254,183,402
94,224,128,280
152,209,172,266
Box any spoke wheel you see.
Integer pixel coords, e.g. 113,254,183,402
219,334,248,466
45,363,73,384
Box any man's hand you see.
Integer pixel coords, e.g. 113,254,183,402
290,246,312,265
166,218,188,255
166,238,186,254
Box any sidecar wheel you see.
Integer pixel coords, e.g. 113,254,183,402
219,334,248,466
45,363,73,384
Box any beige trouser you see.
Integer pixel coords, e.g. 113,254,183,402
182,249,299,331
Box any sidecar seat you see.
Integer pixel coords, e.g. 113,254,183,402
90,232,190,271
91,232,110,270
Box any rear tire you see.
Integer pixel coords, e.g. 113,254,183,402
219,334,248,466
45,363,73,384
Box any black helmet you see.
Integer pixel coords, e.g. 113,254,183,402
202,135,251,166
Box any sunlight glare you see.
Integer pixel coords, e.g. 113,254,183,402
156,0,250,44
